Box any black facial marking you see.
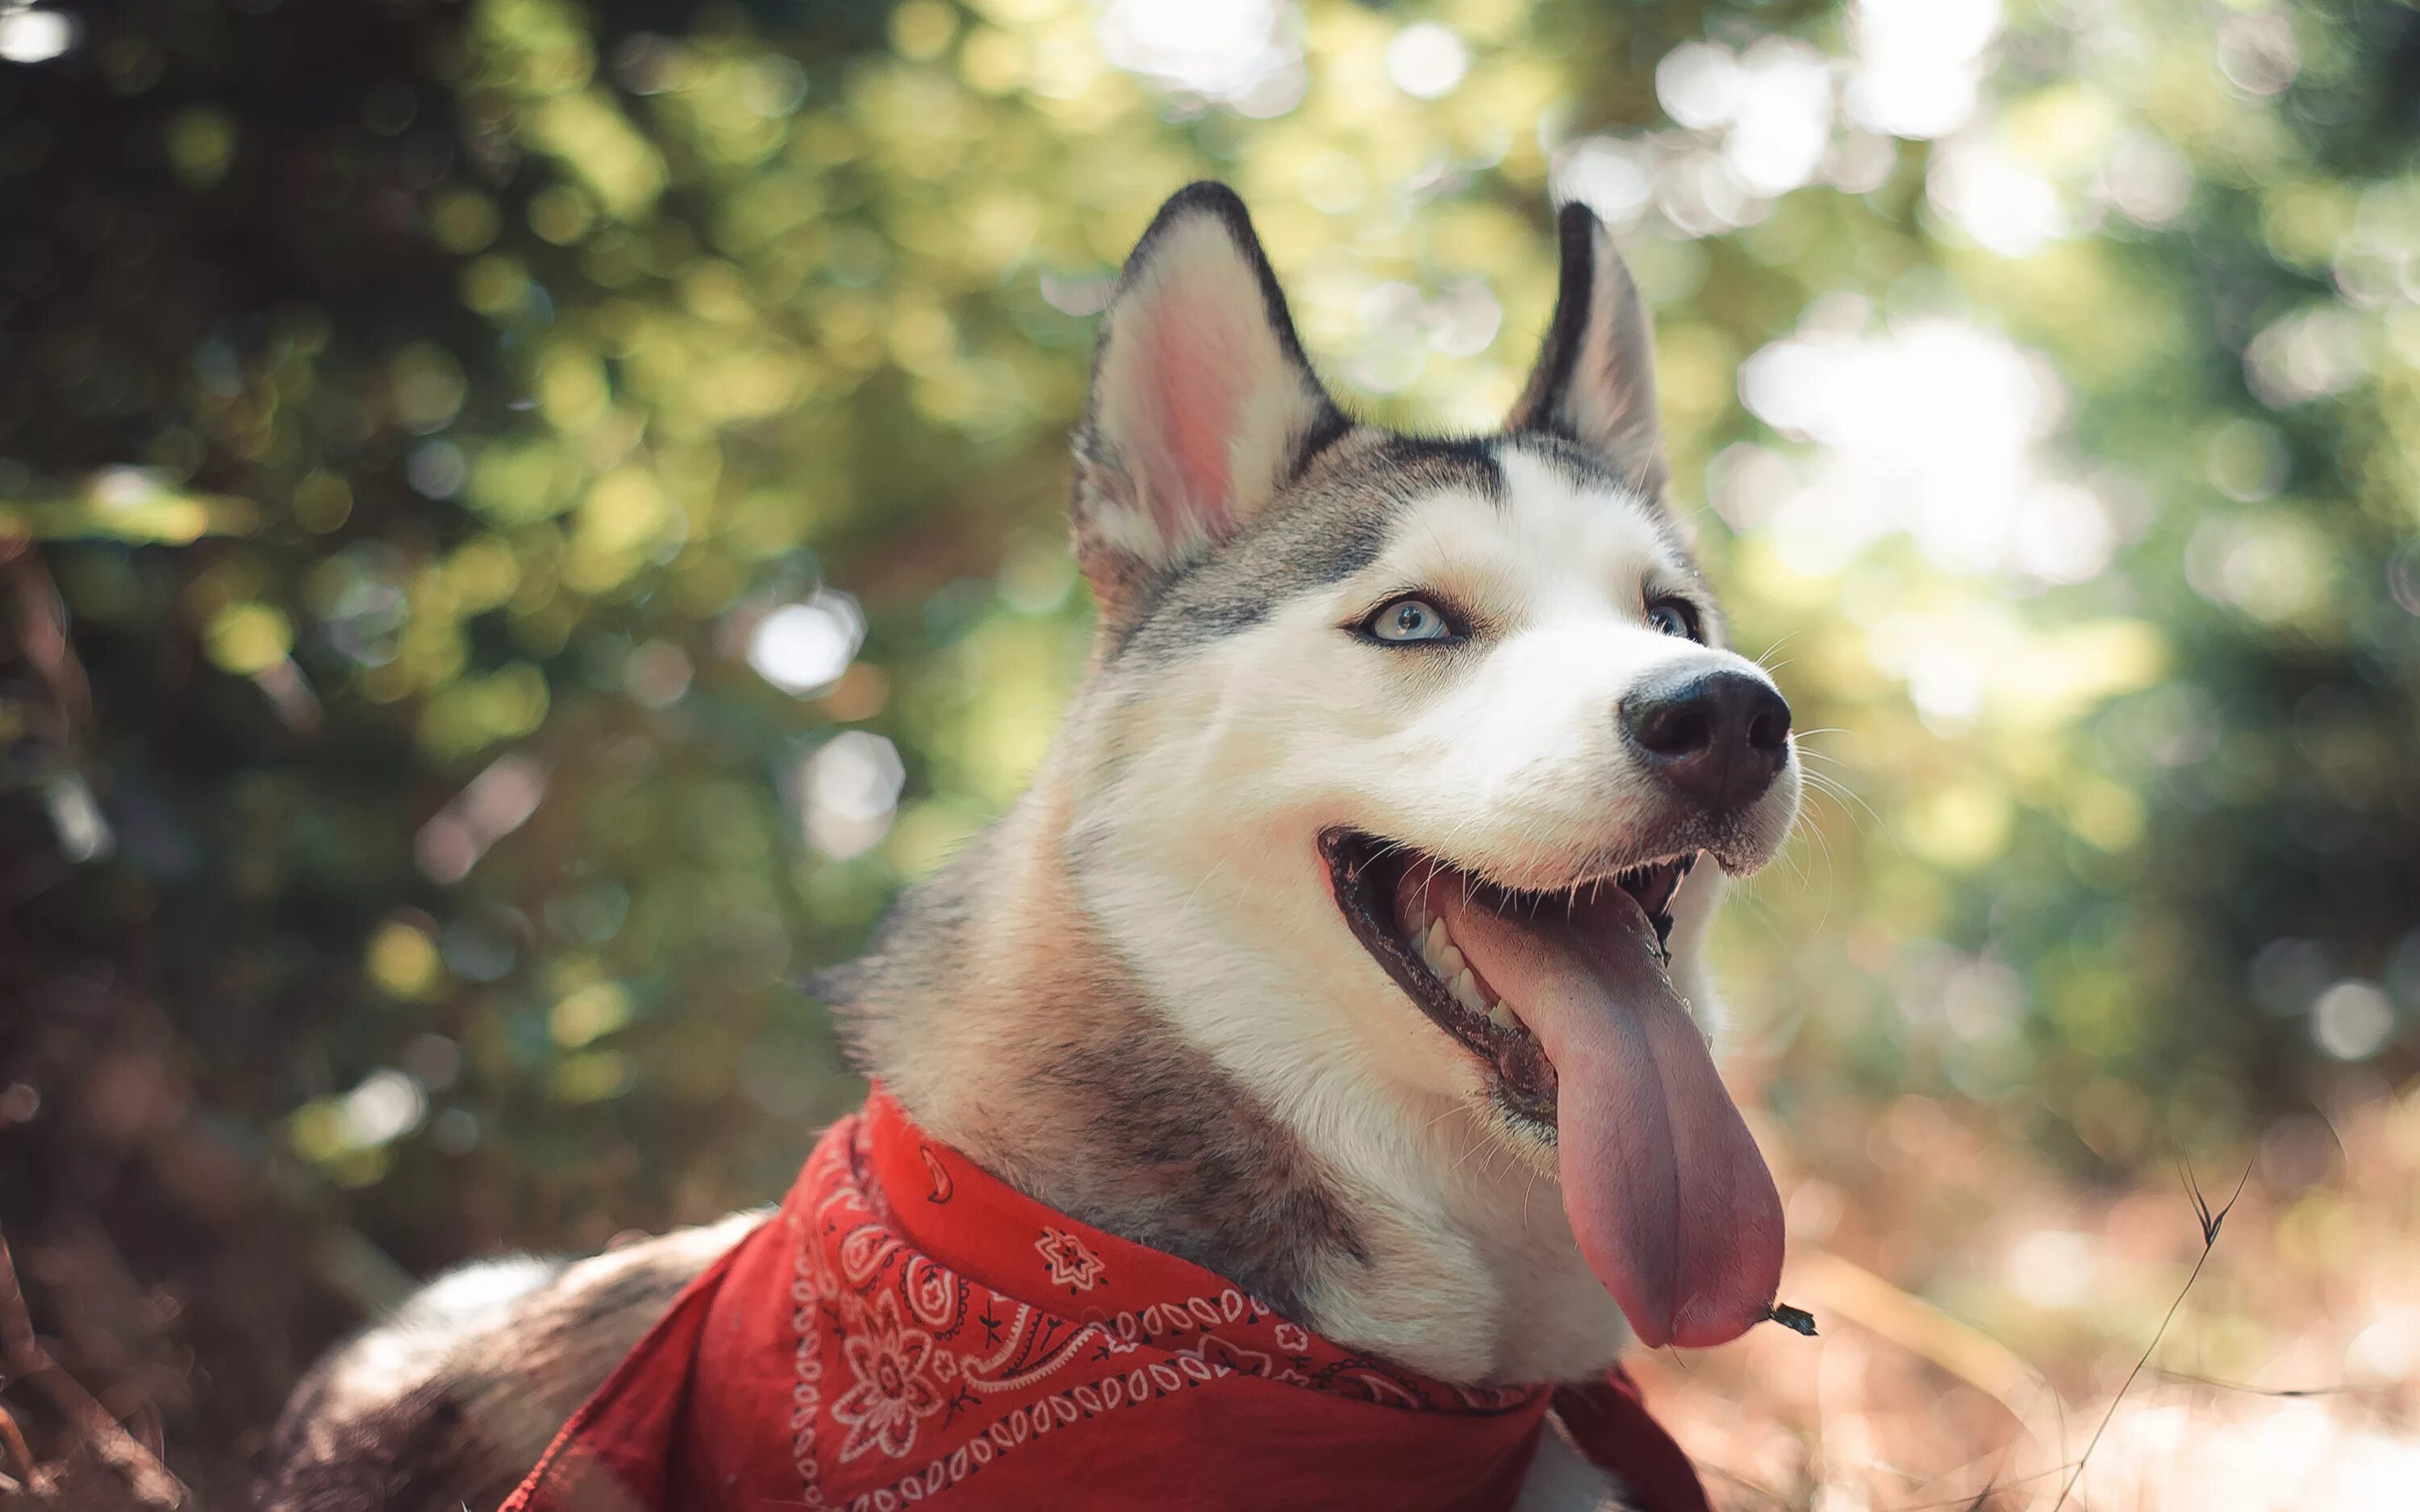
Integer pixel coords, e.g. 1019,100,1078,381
1364,434,1504,500
1286,403,1356,485
1105,436,1500,660
1111,504,1395,656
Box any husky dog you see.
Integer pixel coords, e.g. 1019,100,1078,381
263,183,1800,1511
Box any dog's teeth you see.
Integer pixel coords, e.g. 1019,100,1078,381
1423,918,1450,964
1453,968,1484,1013
1487,998,1520,1032
1437,943,1465,979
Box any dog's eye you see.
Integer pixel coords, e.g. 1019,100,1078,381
1365,596,1454,644
1646,598,1701,640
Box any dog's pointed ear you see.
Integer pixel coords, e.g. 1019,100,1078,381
1073,182,1345,623
1507,202,1669,499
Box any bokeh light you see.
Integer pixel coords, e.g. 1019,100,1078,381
0,4,76,65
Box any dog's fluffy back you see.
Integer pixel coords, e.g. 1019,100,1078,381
257,1215,756,1512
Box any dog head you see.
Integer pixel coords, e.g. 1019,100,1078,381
1057,184,1799,1358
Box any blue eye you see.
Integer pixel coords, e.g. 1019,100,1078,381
1646,598,1700,640
1366,596,1454,644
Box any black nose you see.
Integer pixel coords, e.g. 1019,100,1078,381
1618,669,1792,811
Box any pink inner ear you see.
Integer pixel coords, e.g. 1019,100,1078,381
1135,294,1241,543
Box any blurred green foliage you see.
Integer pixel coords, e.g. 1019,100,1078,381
3,0,2418,1299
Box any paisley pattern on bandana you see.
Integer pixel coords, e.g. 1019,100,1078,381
500,1088,1715,1512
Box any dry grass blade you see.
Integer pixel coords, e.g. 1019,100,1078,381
0,1398,36,1483
0,1231,190,1509
2046,1159,2254,1512
2145,1369,2390,1403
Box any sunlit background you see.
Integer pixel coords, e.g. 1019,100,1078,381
3,0,2418,1506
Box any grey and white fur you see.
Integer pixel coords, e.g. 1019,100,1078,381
260,182,1802,1512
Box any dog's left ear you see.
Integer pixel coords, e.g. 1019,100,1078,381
1073,182,1345,625
1507,202,1669,500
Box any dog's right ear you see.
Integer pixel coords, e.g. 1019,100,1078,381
1507,202,1669,501
1072,182,1345,627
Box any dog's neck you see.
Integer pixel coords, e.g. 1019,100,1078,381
830,768,1631,1386
832,774,1362,1317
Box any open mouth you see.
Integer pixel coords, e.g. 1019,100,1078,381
1320,830,1696,1127
1318,826,1784,1351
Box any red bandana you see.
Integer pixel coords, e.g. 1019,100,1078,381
499,1089,1712,1512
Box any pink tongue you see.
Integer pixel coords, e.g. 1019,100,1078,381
1438,889,1784,1349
